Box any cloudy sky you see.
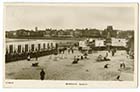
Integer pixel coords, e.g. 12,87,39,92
4,4,136,31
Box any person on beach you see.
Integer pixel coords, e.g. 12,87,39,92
68,47,70,54
71,47,74,54
116,75,120,81
72,56,78,64
120,62,125,69
27,53,31,61
35,49,39,61
97,55,104,61
35,52,38,61
104,64,109,68
104,52,111,61
40,69,45,80
84,52,88,59
111,49,115,56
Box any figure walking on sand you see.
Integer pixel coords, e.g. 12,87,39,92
40,69,45,80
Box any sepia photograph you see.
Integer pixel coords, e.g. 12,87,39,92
3,2,138,88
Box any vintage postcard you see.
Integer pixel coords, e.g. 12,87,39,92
3,2,138,88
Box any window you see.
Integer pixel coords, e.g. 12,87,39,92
43,43,45,49
38,44,40,50
51,43,53,48
6,48,8,54
104,41,106,45
9,45,13,53
25,44,28,52
31,44,34,51
47,43,50,49
18,45,21,53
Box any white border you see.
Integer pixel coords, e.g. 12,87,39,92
0,0,139,91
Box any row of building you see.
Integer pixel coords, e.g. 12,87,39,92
5,26,134,39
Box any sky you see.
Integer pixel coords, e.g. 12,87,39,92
4,4,136,31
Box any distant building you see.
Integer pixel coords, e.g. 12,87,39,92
74,29,83,37
105,32,111,46
44,29,51,37
16,29,30,37
80,28,101,38
56,30,74,38
118,30,134,39
127,36,134,52
6,31,17,38
102,26,117,38
50,30,57,37
57,30,64,37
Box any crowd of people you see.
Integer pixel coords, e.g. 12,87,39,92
96,48,117,62
38,47,128,80
72,51,88,64
31,45,134,81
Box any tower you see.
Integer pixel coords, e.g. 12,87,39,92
107,26,113,32
35,27,38,31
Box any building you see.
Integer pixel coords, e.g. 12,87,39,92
79,28,101,38
127,36,134,51
44,29,51,37
102,26,117,38
16,29,30,37
74,29,83,37
57,30,65,37
95,39,106,47
6,31,17,38
111,38,127,47
56,29,74,38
